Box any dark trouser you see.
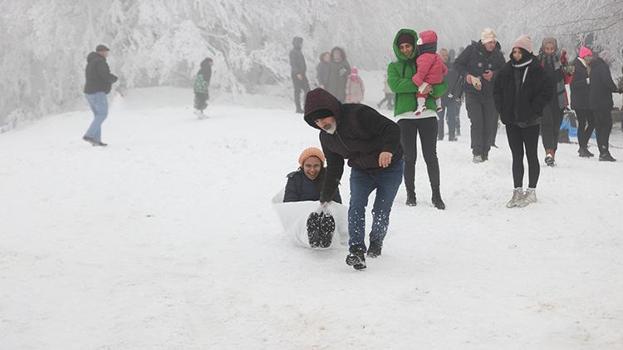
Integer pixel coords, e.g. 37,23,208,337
465,93,497,156
348,159,404,248
541,102,563,151
506,124,540,189
292,75,310,111
438,99,461,140
194,92,209,111
398,118,440,193
593,108,613,156
575,108,595,150
378,93,394,109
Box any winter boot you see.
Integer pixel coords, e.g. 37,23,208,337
431,187,446,210
367,240,382,258
579,147,594,157
506,188,524,208
406,190,417,206
317,212,336,248
518,188,537,207
306,212,322,248
345,244,367,270
482,151,489,161
545,149,555,166
599,153,617,162
473,155,484,163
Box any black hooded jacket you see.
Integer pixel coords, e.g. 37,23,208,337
494,52,553,126
289,37,306,77
303,88,402,202
589,57,618,111
454,40,505,97
84,52,118,94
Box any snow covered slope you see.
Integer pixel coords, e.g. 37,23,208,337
1,86,623,349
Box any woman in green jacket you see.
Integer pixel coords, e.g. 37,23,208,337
387,29,447,209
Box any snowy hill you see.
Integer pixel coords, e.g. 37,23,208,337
1,86,623,349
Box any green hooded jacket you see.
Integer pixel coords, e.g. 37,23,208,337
387,28,448,116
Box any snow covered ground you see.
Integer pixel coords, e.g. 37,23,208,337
1,84,623,349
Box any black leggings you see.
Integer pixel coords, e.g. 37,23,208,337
506,124,540,189
398,118,440,192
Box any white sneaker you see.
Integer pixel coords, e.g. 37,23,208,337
506,188,525,208
194,109,205,119
517,188,537,207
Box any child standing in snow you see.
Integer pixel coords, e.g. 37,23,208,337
345,67,365,103
411,30,448,116
194,57,212,118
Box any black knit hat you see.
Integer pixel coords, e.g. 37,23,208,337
397,33,415,46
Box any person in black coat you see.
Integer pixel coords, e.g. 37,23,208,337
494,35,552,208
570,47,596,157
289,37,310,113
589,51,621,161
325,47,351,103
316,52,331,89
303,88,403,270
83,44,118,146
537,38,568,166
193,57,213,118
438,48,464,141
283,147,342,203
455,28,506,162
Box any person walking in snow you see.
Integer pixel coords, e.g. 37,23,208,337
325,47,351,102
284,147,342,203
303,88,403,270
387,29,446,209
537,38,569,166
83,44,118,147
193,57,213,119
411,30,448,116
289,36,310,113
455,28,505,163
570,47,596,158
345,67,365,103
316,52,331,89
589,50,621,161
377,74,394,109
438,48,464,141
494,35,552,208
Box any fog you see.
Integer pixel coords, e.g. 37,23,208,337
0,0,621,128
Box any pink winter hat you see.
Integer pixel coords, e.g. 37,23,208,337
579,46,593,59
512,35,533,53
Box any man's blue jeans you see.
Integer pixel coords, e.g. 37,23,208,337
348,158,404,249
84,92,108,142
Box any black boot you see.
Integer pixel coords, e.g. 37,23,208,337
345,244,366,270
367,240,382,258
431,187,445,210
599,153,617,162
578,147,592,158
406,190,417,206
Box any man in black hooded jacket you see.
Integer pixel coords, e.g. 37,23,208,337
83,44,118,146
290,37,310,113
303,88,403,270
